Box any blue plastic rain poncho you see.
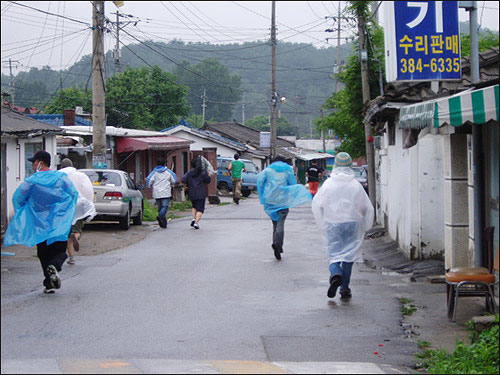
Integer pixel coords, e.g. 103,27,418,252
311,167,374,264
146,166,177,187
257,161,312,221
3,170,78,247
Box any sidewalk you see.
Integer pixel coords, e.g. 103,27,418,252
362,227,494,352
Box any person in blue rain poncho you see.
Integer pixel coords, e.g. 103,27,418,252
3,151,78,294
257,156,312,260
311,152,374,299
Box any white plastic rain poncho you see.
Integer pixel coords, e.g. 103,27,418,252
3,170,78,247
60,166,96,224
311,167,374,264
257,161,312,221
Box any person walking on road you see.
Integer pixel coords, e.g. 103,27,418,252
3,151,78,294
147,158,177,228
306,160,323,196
228,153,246,205
59,158,96,264
181,159,211,229
257,156,312,260
311,152,374,299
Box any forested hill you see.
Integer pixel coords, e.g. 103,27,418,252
2,39,353,136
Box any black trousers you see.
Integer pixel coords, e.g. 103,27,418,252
272,209,289,250
37,240,67,288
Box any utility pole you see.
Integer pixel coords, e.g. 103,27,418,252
2,58,20,105
321,109,326,153
357,5,375,207
270,0,277,160
92,1,107,167
336,5,342,92
466,1,484,267
241,93,245,125
201,87,207,124
113,11,121,74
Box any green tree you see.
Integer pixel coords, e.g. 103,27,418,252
44,86,92,114
245,114,296,136
9,79,48,110
173,58,242,122
106,66,189,130
317,1,384,158
461,29,499,57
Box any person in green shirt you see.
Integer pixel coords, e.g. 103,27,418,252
228,153,246,205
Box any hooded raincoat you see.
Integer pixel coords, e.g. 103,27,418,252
311,167,374,264
3,170,78,247
60,166,96,224
257,161,312,221
146,166,177,199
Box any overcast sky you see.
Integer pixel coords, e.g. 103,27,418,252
1,1,499,77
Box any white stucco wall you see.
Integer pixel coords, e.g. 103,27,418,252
169,130,238,158
4,136,58,222
377,126,445,260
417,133,445,258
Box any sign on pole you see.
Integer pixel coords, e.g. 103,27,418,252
260,132,271,148
384,1,461,82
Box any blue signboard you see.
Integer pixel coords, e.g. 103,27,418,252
394,1,461,81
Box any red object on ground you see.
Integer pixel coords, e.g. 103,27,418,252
374,351,379,355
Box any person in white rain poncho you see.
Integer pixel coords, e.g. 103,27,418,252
257,156,312,260
311,152,374,299
59,158,96,265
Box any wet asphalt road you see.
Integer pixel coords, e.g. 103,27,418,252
1,196,417,373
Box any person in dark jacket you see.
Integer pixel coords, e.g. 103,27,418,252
181,159,211,229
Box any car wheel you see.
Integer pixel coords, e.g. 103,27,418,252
242,190,251,197
133,204,143,225
218,182,230,195
119,206,131,230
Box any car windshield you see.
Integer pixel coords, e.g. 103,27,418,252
82,171,122,187
352,168,366,178
243,161,257,173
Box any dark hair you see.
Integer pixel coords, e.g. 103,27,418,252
272,156,287,164
190,159,198,169
234,153,240,160
156,158,165,166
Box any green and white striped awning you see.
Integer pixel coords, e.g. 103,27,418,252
400,84,499,129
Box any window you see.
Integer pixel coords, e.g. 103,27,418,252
82,171,122,187
388,119,396,146
25,142,43,177
243,161,257,173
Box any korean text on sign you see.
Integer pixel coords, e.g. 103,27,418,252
394,1,461,81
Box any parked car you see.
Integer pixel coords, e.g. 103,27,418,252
352,166,368,193
80,169,143,229
216,156,259,197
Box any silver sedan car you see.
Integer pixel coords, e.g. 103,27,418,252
80,169,143,229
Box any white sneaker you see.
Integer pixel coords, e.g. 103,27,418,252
43,287,55,294
67,256,75,265
193,223,200,229
190,219,196,227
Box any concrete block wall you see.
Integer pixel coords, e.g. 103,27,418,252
443,133,469,268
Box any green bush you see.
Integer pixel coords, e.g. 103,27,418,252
143,199,193,222
416,314,499,374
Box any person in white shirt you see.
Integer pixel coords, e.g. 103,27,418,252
147,158,177,228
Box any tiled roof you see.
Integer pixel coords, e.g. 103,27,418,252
1,106,62,135
27,114,93,126
161,124,248,150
